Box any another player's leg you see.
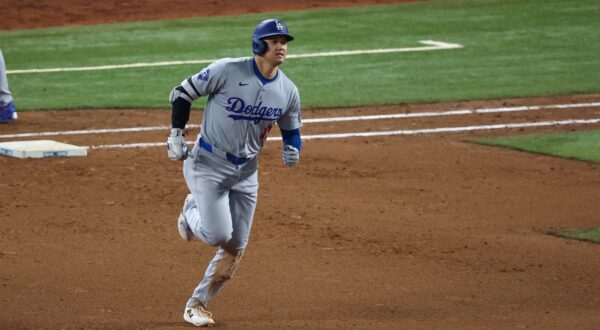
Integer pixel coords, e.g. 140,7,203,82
0,49,16,123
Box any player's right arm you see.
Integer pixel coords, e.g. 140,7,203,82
166,61,227,161
166,82,194,161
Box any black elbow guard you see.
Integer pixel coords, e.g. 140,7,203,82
170,86,192,129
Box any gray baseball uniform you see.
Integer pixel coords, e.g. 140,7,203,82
178,56,301,308
0,48,16,123
0,49,12,105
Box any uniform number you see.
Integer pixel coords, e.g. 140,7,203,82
260,125,274,140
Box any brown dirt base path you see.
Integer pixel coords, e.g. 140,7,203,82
0,0,418,30
2,1,600,329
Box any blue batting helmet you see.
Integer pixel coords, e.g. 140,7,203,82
252,19,294,55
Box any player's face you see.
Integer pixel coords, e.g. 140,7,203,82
263,36,289,65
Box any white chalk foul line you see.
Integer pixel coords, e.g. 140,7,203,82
0,125,172,139
286,40,462,59
2,101,599,140
91,118,600,149
7,60,215,75
304,102,600,123
0,124,194,139
7,40,461,75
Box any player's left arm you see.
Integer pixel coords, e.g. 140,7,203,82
281,128,301,166
279,86,302,167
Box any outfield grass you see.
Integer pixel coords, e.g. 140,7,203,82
1,0,599,110
550,228,600,244
474,130,600,164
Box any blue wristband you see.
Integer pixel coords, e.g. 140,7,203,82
280,128,302,151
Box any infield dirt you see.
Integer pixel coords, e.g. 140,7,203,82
1,1,600,329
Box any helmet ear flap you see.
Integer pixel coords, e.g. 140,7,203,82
252,36,267,55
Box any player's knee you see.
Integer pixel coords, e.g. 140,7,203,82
205,231,232,247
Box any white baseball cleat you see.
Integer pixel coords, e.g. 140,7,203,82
177,194,195,241
183,304,215,327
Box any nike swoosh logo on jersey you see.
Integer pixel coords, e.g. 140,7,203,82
238,82,249,86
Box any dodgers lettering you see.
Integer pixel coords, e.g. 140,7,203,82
226,97,282,124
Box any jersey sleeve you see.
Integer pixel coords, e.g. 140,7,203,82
277,85,302,130
180,60,228,100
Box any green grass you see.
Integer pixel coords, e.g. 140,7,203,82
474,130,600,164
550,228,600,244
1,0,600,110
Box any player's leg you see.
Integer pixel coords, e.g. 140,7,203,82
187,163,259,308
180,146,238,326
182,146,234,246
186,247,244,308
0,49,16,123
0,50,12,104
185,180,233,246
222,177,258,254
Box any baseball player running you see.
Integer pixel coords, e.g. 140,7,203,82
166,18,302,327
0,49,17,123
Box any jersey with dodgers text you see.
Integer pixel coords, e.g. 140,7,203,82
180,57,302,158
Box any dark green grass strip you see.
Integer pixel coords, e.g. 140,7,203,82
474,130,600,164
549,228,600,244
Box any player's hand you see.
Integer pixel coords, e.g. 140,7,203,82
282,145,299,167
167,128,189,161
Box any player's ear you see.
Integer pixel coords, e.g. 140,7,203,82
263,39,272,51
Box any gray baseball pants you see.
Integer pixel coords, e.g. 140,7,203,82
182,143,258,307
0,49,13,105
